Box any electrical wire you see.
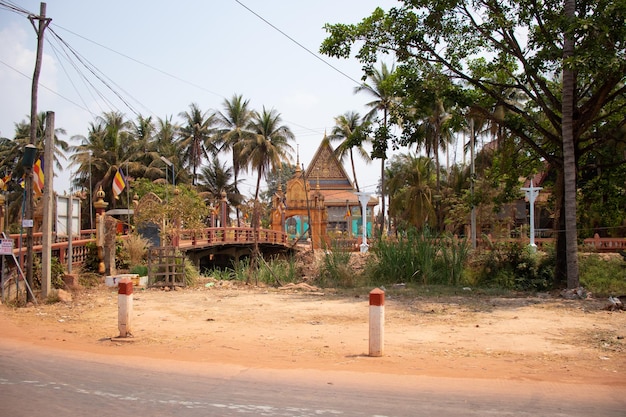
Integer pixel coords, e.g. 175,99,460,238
232,0,364,88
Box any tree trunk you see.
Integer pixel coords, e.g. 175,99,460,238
562,0,580,289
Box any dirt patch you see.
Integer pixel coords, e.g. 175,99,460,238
1,282,625,386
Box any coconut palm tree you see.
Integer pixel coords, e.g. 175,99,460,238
329,111,371,192
178,103,218,186
70,111,134,207
355,62,397,235
240,107,294,282
386,153,436,231
198,155,241,213
243,107,295,202
5,112,69,174
216,94,254,225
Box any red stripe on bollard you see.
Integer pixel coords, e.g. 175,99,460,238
118,280,133,295
369,288,384,306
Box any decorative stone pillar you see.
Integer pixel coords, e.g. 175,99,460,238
93,186,109,274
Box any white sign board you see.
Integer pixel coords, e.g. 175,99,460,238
56,195,81,237
0,238,14,255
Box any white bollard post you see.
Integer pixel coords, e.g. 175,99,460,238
369,287,384,357
117,278,133,338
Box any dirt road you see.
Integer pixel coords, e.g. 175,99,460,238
2,281,625,386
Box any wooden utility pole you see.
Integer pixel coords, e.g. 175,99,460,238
25,3,51,302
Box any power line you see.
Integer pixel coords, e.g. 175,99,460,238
232,0,364,88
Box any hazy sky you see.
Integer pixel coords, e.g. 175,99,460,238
0,0,403,197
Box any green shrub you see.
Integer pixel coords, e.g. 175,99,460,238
130,264,148,276
579,254,626,297
469,240,553,291
81,241,103,273
33,255,65,290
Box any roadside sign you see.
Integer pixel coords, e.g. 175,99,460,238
0,238,14,255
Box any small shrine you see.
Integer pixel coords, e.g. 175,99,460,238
270,136,377,249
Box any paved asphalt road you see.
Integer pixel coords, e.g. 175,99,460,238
0,340,623,416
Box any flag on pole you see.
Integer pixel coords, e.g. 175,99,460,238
112,168,126,199
33,157,44,195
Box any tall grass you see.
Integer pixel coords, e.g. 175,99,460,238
316,241,355,288
367,228,470,286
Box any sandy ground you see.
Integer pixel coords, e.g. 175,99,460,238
1,280,625,386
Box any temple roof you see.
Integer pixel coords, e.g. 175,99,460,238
303,136,354,190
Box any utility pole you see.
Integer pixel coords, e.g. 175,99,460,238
25,3,51,303
41,111,54,298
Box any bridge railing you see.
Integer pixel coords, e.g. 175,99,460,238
178,227,289,248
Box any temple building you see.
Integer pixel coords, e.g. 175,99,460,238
270,137,378,249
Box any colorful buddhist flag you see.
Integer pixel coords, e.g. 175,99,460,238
112,168,126,199
33,157,44,195
1,173,10,190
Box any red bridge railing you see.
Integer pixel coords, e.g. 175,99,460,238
177,227,289,248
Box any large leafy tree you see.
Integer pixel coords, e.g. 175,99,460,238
320,0,626,288
178,103,217,186
329,111,371,192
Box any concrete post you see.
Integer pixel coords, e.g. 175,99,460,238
521,180,542,250
117,278,133,338
369,287,385,357
355,192,372,253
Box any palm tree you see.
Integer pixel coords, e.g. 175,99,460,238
6,112,69,174
178,103,217,186
70,111,134,207
241,107,294,282
198,155,241,215
386,153,436,231
216,94,254,225
355,62,397,235
329,111,371,192
243,107,295,202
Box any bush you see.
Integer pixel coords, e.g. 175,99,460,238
123,234,150,266
579,254,626,297
130,264,148,276
33,255,65,290
469,240,553,291
82,241,101,273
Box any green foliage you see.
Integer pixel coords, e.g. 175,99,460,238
469,240,553,291
183,258,200,286
130,264,148,276
33,255,66,290
579,254,626,297
367,228,470,286
257,256,299,286
115,238,130,271
133,180,209,236
82,241,101,273
316,243,355,288
439,235,472,286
